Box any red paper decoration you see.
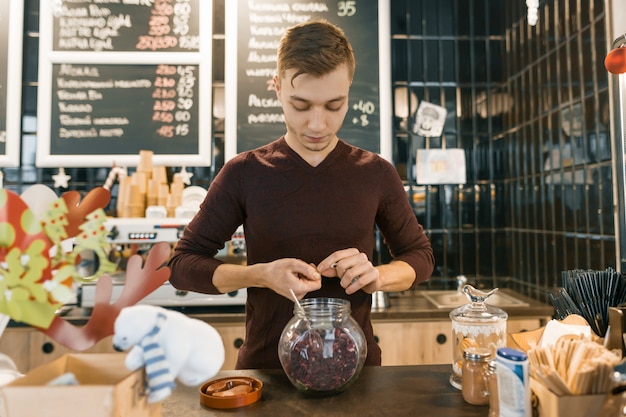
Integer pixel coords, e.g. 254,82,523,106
605,47,626,74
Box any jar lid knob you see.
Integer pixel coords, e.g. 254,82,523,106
462,284,499,304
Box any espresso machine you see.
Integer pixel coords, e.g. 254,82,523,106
78,217,247,308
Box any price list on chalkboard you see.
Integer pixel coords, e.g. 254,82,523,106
226,0,388,158
37,0,211,167
52,0,199,52
50,63,199,155
0,0,23,167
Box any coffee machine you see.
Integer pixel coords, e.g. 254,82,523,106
78,217,247,308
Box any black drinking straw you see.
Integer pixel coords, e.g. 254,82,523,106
560,268,626,337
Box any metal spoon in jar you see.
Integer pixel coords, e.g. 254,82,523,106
289,290,329,356
289,289,305,314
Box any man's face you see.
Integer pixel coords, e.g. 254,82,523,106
274,64,351,161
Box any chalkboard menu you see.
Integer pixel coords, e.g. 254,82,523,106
37,0,211,168
0,0,23,167
48,63,200,155
224,0,392,160
52,1,200,53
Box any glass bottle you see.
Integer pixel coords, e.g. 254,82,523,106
462,347,491,405
449,285,508,389
484,360,499,417
278,297,367,395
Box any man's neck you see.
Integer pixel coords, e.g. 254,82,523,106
284,134,339,167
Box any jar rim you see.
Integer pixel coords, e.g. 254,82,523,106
296,297,352,316
300,297,350,307
463,347,492,361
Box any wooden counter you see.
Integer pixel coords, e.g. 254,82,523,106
3,289,553,372
45,288,553,324
162,365,490,417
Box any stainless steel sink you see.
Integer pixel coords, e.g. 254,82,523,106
421,290,529,309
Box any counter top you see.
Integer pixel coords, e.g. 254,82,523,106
372,288,553,321
162,365,489,417
47,288,553,327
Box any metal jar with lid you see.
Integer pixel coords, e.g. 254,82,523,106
449,284,508,389
461,346,491,405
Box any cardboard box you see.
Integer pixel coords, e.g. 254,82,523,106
508,316,608,417
0,353,161,417
531,377,605,417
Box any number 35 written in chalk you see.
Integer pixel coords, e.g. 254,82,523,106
337,1,357,17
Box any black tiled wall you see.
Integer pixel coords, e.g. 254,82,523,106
392,0,614,302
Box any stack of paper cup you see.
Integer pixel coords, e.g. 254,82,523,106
113,150,191,219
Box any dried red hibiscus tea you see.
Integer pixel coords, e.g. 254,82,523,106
285,326,359,392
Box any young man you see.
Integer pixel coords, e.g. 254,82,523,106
168,19,434,369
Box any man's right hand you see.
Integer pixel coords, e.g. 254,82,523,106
213,258,322,301
259,258,322,300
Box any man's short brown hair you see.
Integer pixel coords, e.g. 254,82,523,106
277,19,355,86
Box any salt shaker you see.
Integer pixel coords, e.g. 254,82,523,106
461,347,491,405
600,359,626,417
484,360,499,417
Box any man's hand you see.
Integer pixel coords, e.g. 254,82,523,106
317,248,380,295
258,258,322,300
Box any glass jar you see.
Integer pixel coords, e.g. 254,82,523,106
462,347,491,405
450,285,508,389
278,297,367,395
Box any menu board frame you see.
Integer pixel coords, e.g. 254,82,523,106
36,0,212,168
223,0,393,162
0,0,24,167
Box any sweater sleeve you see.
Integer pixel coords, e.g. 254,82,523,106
167,159,246,294
375,160,435,287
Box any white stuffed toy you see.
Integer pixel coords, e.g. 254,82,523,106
112,305,225,403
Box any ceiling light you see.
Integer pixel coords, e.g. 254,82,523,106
527,0,538,26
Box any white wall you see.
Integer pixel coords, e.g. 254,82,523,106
610,0,626,44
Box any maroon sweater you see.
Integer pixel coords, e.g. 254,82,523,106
168,138,434,369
